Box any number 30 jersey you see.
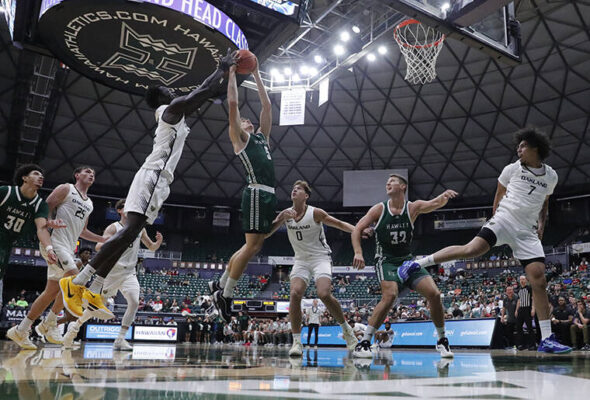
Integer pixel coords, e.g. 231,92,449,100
0,185,48,240
51,184,93,252
374,200,414,264
496,161,558,229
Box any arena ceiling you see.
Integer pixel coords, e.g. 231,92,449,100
0,0,588,208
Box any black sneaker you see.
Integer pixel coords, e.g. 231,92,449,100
212,290,232,323
352,340,373,358
208,280,221,295
436,337,454,358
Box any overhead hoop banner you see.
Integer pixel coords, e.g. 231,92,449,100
38,0,248,95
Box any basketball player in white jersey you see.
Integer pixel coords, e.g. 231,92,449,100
61,50,238,319
9,167,104,349
62,199,162,350
267,180,358,357
404,127,571,354
375,322,394,348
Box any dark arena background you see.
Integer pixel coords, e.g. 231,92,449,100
0,0,589,399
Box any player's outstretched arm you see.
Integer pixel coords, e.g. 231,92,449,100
141,229,163,251
80,219,106,243
163,49,236,124
95,223,117,251
409,189,458,222
252,61,272,139
265,208,297,238
313,208,354,233
351,204,382,270
492,182,507,215
227,64,249,152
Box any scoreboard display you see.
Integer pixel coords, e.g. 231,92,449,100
232,299,290,313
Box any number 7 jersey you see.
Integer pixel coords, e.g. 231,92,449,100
374,200,414,264
51,184,93,253
496,161,558,229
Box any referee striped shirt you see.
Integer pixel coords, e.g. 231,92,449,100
518,285,532,308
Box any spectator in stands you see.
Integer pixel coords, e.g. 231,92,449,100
184,317,193,343
452,304,464,319
6,298,17,309
579,258,588,273
167,317,177,326
138,297,146,311
549,283,567,308
238,311,249,341
170,299,180,313
551,296,574,345
501,285,518,348
16,297,28,309
570,300,590,350
162,298,171,312
202,316,211,343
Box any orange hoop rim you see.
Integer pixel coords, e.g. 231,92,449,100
394,19,445,49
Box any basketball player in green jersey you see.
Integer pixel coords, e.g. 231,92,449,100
1,164,64,349
210,54,275,322
351,174,457,358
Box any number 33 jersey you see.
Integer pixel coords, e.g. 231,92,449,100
496,161,558,229
374,200,414,264
52,184,93,252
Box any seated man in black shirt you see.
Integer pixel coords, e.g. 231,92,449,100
570,300,590,350
551,296,573,345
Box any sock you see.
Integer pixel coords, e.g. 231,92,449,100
45,311,58,324
293,334,301,344
18,317,34,332
418,255,435,268
539,319,552,340
340,321,352,332
436,326,446,339
88,276,105,294
223,277,237,298
362,325,376,342
219,269,230,288
72,264,96,285
117,326,129,341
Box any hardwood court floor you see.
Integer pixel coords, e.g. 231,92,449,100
0,341,589,399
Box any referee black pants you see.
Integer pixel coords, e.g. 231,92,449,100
516,306,534,348
307,323,319,346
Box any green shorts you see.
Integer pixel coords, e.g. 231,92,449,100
375,258,431,290
241,187,277,234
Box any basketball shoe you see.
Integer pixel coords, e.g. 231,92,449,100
436,337,454,358
537,334,572,354
35,319,63,345
82,289,115,320
113,338,133,351
398,260,421,282
59,276,84,317
7,326,37,350
353,340,373,358
62,323,81,350
289,341,303,357
342,324,358,351
208,280,221,295
212,290,232,323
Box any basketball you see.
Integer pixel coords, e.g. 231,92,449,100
236,49,257,74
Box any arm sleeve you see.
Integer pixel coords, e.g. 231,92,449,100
35,201,49,219
498,163,515,187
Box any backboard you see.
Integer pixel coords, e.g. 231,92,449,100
388,0,521,64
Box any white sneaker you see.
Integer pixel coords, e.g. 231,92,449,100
436,337,454,358
342,326,358,351
7,326,37,350
352,340,373,358
113,338,133,351
62,324,80,350
289,342,303,357
35,320,63,345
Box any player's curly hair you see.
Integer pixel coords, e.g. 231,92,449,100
13,163,44,185
513,127,552,160
145,86,166,109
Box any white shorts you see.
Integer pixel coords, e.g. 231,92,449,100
482,212,545,262
379,341,393,348
102,267,140,299
124,168,171,224
40,243,78,281
290,258,332,286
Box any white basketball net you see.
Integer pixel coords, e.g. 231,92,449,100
394,19,445,85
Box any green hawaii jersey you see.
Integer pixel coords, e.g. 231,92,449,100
237,132,275,187
374,200,414,264
0,185,48,239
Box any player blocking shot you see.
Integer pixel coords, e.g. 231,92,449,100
62,199,163,350
402,127,571,354
351,174,457,358
60,50,238,320
267,181,358,356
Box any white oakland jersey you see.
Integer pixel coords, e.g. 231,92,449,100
112,222,141,270
51,184,93,252
286,206,331,260
141,105,190,184
496,161,558,228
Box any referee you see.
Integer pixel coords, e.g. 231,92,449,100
515,275,535,350
307,299,321,348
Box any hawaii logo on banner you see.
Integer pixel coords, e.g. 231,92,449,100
38,0,248,95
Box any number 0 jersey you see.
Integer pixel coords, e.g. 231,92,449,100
0,185,48,240
285,205,331,261
51,184,93,252
496,161,558,229
374,200,414,264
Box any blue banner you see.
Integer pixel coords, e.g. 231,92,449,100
85,324,133,340
301,318,495,347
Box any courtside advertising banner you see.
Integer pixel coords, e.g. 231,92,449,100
134,326,178,341
85,324,133,340
301,318,496,347
132,345,177,360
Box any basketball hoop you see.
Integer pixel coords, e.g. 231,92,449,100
394,19,445,85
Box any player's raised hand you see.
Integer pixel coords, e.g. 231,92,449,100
278,208,297,221
220,48,238,71
47,219,66,229
352,252,365,270
156,231,163,242
440,189,459,205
